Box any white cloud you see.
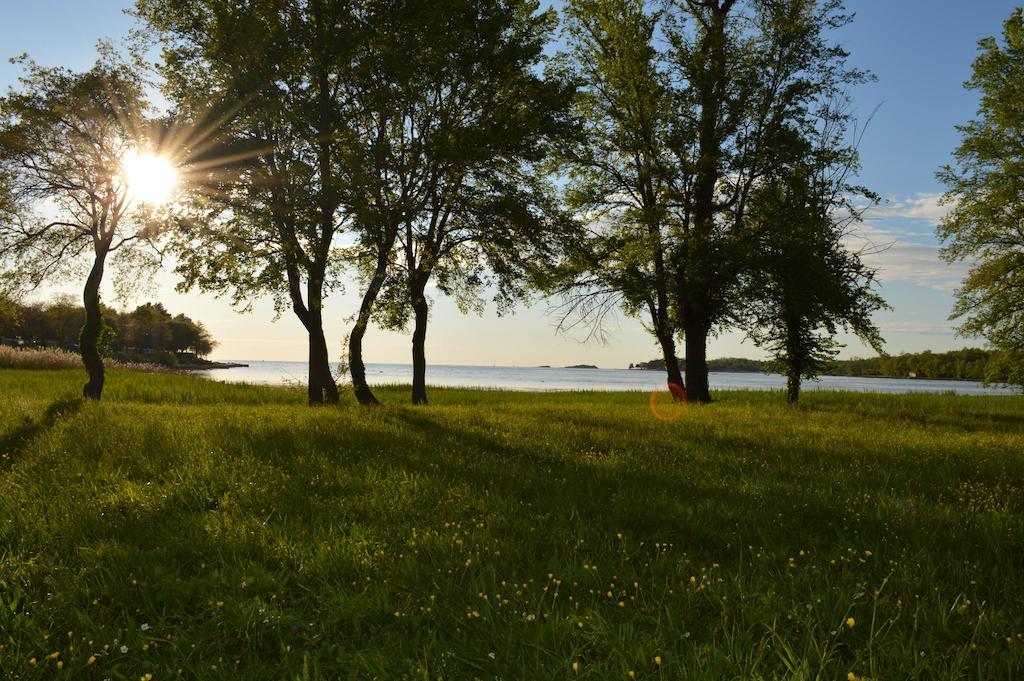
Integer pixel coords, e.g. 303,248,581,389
859,237,969,292
876,321,957,336
847,203,970,292
865,192,951,225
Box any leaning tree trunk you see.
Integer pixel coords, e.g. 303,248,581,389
80,252,107,400
650,213,684,399
664,351,684,391
349,262,389,406
349,310,377,406
653,318,684,399
410,276,429,405
660,336,685,400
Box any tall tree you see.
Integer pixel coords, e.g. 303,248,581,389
0,49,164,399
742,124,885,402
136,0,362,405
662,0,868,402
938,8,1024,387
367,0,572,405
339,0,448,406
555,0,686,393
341,0,572,406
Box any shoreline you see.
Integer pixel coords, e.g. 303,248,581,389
178,361,248,370
628,365,997,383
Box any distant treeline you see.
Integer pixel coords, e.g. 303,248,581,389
0,297,217,366
827,350,998,381
631,357,771,373
632,349,1013,381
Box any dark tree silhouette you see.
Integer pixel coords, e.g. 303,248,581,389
136,0,363,405
555,0,685,395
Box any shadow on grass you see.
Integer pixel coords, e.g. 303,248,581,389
0,396,82,466
802,392,1024,433
362,407,1018,555
8,393,1021,679
47,394,1020,573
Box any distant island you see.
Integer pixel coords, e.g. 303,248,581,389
630,357,765,373
179,359,248,370
630,348,1011,382
565,364,599,369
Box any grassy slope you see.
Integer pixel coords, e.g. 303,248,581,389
0,369,1022,680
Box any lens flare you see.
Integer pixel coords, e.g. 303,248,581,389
649,383,688,420
122,149,178,206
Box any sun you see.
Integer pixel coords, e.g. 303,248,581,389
122,149,179,206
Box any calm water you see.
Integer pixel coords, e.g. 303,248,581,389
195,361,1018,396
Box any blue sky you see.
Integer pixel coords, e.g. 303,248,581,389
1,1,1018,366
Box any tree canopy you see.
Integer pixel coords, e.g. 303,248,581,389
135,0,367,405
555,0,881,401
365,0,575,404
553,0,685,391
938,7,1024,387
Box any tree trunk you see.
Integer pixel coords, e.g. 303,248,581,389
285,267,338,406
307,310,339,406
80,253,107,400
349,262,389,406
651,262,684,399
656,329,685,398
309,7,339,407
644,185,682,398
665,351,684,393
784,319,802,404
786,371,800,404
306,341,325,405
683,315,711,403
349,312,377,406
675,3,729,407
410,276,429,405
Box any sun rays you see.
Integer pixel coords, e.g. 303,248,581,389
122,148,179,206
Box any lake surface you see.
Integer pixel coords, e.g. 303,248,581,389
195,361,1018,396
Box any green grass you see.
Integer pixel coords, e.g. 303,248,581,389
1,368,1022,680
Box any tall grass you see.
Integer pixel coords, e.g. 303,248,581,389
0,368,1022,679
0,345,166,373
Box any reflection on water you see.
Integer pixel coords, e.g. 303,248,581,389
194,361,1018,396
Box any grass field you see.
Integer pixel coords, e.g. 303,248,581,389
0,368,1022,679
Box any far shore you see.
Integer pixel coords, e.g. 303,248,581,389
179,361,248,370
